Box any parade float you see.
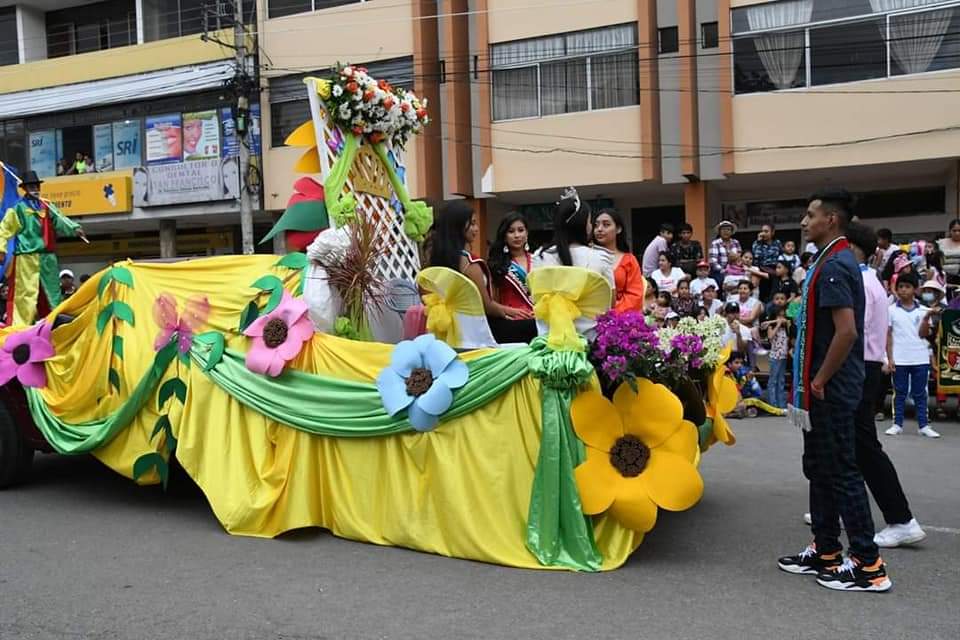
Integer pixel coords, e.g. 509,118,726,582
0,66,738,572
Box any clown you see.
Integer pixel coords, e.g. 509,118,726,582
0,171,87,326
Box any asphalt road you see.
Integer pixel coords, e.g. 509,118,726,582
1,416,958,640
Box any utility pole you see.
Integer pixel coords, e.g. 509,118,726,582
234,0,255,255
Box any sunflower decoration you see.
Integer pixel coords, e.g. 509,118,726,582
704,346,739,449
571,380,703,534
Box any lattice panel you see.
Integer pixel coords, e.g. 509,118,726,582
315,106,421,284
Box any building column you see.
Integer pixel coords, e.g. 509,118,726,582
413,0,444,203
677,0,700,181
440,0,474,198
159,220,177,258
684,181,718,247
638,0,660,182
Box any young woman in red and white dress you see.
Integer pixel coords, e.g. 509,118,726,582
488,212,536,322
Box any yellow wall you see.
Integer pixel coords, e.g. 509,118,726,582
490,106,645,193
732,71,960,174
487,0,637,43
0,30,240,94
259,3,414,78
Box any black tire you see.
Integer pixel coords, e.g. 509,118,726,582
0,396,32,489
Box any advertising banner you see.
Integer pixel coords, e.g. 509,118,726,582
182,110,221,160
221,107,239,158
133,157,240,207
29,130,57,178
94,124,114,172
39,171,133,216
937,310,960,393
113,120,142,169
145,114,182,164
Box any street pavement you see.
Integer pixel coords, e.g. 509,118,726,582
1,416,958,640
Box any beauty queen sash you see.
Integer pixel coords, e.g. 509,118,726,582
504,258,534,309
788,236,849,431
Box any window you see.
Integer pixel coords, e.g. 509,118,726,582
658,27,679,54
269,57,414,146
268,0,361,19
143,0,256,41
46,0,136,59
1,8,17,66
733,1,960,93
701,22,719,49
491,24,638,121
0,121,26,175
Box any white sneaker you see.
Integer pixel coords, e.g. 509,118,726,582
885,424,903,436
874,519,927,548
919,426,941,438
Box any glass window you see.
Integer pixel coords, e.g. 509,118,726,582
268,0,358,19
658,27,679,54
733,31,807,93
890,6,960,76
491,24,638,121
810,18,886,86
0,121,27,174
270,100,311,147
46,0,136,59
0,8,18,66
701,22,719,49
733,0,874,34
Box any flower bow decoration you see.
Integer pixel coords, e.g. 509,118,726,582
376,334,469,431
422,293,457,346
0,322,54,388
571,381,703,533
403,201,433,244
153,293,210,355
534,293,582,352
329,194,358,227
243,291,315,377
528,267,613,352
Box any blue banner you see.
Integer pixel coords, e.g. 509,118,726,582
113,120,142,169
94,124,114,171
29,131,57,178
145,114,182,165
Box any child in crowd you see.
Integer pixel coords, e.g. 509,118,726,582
886,272,940,438
643,276,658,315
779,240,800,272
741,250,767,296
665,311,680,329
762,304,790,409
723,250,746,298
653,291,672,324
728,351,761,418
695,306,708,321
721,302,752,353
690,260,715,299
671,279,697,317
702,284,723,317
793,252,814,286
770,260,799,303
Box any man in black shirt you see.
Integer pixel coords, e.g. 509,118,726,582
777,189,891,593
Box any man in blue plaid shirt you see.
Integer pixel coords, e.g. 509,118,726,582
753,223,783,299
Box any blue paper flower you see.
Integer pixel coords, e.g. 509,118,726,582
376,334,469,431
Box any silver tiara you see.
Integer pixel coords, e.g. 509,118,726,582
559,186,581,222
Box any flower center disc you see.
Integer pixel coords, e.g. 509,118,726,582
405,367,434,397
609,435,650,477
11,344,31,365
262,318,289,348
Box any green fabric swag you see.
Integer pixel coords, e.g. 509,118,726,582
323,130,360,220
26,342,178,455
525,346,602,572
371,143,432,242
189,339,532,437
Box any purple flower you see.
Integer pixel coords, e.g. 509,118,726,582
670,334,703,357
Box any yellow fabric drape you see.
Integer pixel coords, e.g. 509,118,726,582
3,256,641,569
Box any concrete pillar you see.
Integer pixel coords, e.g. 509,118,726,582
159,219,176,258
684,181,719,247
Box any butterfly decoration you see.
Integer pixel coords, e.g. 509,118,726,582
387,150,406,215
153,293,211,355
326,127,345,155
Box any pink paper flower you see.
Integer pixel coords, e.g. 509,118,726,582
243,291,314,377
0,322,54,388
153,293,210,354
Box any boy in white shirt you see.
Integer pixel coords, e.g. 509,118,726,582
690,259,715,298
885,272,940,438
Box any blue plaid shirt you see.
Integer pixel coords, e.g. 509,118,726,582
752,239,783,268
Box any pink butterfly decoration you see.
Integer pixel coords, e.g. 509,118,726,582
153,293,211,354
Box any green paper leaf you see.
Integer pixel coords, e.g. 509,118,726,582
275,252,308,270
108,368,121,393
133,452,169,489
151,414,171,441
250,275,284,292
113,336,124,360
264,286,284,313
158,378,187,409
239,301,259,332
112,301,135,327
97,273,112,298
195,331,225,371
110,266,134,289
97,303,114,334
165,433,177,456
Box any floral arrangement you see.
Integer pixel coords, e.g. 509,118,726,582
316,65,429,148
657,315,727,372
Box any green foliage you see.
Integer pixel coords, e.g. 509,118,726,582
158,378,187,409
133,452,169,489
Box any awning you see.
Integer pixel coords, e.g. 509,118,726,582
0,61,235,120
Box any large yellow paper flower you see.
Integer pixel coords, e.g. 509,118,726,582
571,380,704,533
705,347,739,448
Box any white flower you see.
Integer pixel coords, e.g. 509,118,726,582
332,84,343,97
338,103,352,119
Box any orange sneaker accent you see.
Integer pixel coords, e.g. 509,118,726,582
864,559,884,571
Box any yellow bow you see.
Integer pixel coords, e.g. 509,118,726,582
534,293,583,352
423,293,458,346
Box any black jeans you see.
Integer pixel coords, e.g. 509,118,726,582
803,395,879,564
857,361,913,525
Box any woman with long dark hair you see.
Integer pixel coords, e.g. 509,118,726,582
488,212,534,314
592,208,644,313
532,187,614,284
429,201,535,343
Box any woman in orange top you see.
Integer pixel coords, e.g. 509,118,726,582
593,209,645,313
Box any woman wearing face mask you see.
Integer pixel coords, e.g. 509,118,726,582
593,208,644,313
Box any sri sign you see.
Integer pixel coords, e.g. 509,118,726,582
133,157,240,207
40,171,133,216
